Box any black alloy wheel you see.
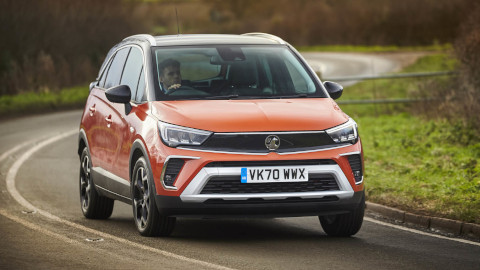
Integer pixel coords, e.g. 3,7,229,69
132,157,175,237
79,147,114,219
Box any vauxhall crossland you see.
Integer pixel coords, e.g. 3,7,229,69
78,33,365,237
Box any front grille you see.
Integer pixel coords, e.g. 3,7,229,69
205,159,336,167
200,173,339,194
184,132,344,153
163,158,185,187
347,154,363,183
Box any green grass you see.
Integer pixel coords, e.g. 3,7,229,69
0,85,89,117
337,54,480,223
359,114,480,223
298,44,452,53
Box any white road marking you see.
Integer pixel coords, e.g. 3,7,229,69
0,137,42,163
0,208,168,266
4,130,235,270
0,208,79,245
364,217,480,247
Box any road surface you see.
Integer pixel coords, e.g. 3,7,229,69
1,53,478,269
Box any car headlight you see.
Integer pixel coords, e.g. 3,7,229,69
158,122,212,147
326,118,358,144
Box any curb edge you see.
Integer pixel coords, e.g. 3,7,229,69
366,202,480,240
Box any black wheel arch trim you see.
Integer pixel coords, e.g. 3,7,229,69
78,129,90,158
78,130,105,201
129,139,156,191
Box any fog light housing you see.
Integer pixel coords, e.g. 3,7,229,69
161,158,185,189
347,154,363,184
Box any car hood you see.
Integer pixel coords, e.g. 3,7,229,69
151,98,348,132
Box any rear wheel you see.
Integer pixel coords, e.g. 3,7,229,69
132,157,176,237
79,147,114,219
319,192,365,237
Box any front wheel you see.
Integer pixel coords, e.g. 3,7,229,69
132,157,176,237
319,192,365,237
79,147,114,219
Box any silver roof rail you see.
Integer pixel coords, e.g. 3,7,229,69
123,34,156,45
241,32,286,44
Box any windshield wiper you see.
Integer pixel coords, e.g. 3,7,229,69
279,94,309,98
204,94,309,100
205,94,240,100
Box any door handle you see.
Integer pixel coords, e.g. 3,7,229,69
105,115,113,127
89,105,96,116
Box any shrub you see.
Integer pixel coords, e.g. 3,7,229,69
454,4,480,128
0,0,144,95
412,4,480,132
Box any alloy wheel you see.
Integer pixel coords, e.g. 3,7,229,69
80,153,92,212
133,166,150,230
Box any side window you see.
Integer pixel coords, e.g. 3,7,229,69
136,67,146,102
104,47,130,89
99,55,115,88
120,47,144,101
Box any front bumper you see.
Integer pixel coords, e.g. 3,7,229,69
151,139,364,217
155,190,364,218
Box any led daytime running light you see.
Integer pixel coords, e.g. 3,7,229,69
326,118,358,144
158,122,212,147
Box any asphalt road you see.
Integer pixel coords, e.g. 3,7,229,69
302,52,401,86
1,53,479,269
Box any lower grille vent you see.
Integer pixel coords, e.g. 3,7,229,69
204,196,339,204
200,174,339,194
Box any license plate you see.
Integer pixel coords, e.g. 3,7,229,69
241,166,309,183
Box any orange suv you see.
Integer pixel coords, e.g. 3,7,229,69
78,33,365,237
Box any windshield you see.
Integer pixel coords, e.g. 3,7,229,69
152,45,326,100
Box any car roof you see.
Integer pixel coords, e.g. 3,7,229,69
123,33,287,47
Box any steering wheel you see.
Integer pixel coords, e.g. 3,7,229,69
165,85,195,95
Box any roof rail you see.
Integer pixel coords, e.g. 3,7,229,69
123,34,156,45
241,32,286,44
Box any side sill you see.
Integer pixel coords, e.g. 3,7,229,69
91,167,131,204
95,185,132,204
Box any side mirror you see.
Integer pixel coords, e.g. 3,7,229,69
89,81,98,92
105,85,132,114
106,85,131,103
324,81,343,100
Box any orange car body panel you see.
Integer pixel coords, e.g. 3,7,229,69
152,98,349,132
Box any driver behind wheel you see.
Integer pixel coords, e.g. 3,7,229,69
159,58,182,91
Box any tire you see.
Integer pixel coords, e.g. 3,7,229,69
79,147,114,219
319,192,365,237
131,157,176,237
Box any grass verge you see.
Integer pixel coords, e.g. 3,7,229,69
340,54,480,223
0,85,88,118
